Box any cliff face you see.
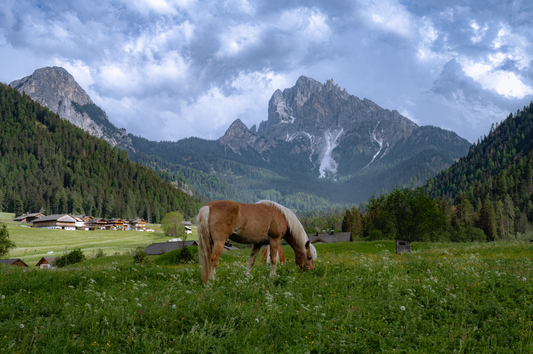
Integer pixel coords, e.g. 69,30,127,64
221,76,469,179
10,67,134,151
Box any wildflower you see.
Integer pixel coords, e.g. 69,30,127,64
137,303,142,307
255,318,259,323
1,295,4,299
321,313,326,316
172,305,176,309
20,324,24,329
85,303,91,308
68,286,74,289
400,306,406,311
523,277,527,282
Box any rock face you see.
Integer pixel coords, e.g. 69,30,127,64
220,76,470,179
10,67,134,151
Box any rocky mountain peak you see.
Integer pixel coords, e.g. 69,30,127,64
218,118,277,161
10,67,134,151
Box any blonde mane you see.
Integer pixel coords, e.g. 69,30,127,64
256,200,308,253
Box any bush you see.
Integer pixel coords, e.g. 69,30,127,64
367,230,383,241
54,248,85,267
94,249,106,258
0,223,15,257
154,246,199,266
133,246,148,264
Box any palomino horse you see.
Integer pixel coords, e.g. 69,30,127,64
197,200,317,284
261,245,286,265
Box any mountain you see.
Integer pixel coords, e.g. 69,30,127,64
9,67,134,151
221,76,470,180
129,77,471,210
0,83,202,221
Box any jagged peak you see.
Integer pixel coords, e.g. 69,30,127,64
223,118,249,136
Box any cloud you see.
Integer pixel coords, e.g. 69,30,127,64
0,0,531,144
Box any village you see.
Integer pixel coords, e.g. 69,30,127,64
12,212,193,233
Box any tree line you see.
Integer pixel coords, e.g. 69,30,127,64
0,84,203,222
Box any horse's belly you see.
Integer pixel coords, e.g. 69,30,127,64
229,232,269,245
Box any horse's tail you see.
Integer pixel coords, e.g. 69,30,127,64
197,206,212,284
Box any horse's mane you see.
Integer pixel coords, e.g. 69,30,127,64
256,200,308,252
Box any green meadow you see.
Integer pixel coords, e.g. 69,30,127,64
0,212,198,265
1,233,533,353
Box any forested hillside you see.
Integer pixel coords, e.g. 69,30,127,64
0,84,203,222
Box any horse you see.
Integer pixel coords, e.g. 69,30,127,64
261,245,286,265
197,200,317,284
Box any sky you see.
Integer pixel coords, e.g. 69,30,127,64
1,0,532,143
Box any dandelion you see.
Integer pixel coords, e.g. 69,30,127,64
20,324,24,329
400,306,406,311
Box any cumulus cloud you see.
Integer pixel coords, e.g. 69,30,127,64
0,0,531,143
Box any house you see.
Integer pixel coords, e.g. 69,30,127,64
185,226,192,234
105,218,127,230
308,232,353,244
13,212,46,223
144,241,198,255
182,221,192,226
36,257,56,269
0,258,29,267
127,218,147,231
84,218,107,230
32,215,77,230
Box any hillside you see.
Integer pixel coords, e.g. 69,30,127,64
0,84,202,221
425,102,533,236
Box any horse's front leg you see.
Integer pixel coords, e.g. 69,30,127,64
269,239,281,277
246,244,262,276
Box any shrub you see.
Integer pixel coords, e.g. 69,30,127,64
54,248,85,267
133,246,148,264
367,230,383,241
94,249,106,258
0,223,15,257
154,246,198,265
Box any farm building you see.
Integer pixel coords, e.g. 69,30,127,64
84,218,107,230
182,221,192,226
36,257,56,269
0,258,29,267
32,215,77,230
145,241,199,255
13,212,46,223
127,218,147,231
308,232,353,244
105,218,127,230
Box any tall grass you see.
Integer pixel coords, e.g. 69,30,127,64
0,241,532,353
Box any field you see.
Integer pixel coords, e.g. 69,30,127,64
0,212,198,265
1,235,533,353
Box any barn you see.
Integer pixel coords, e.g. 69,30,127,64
0,259,29,267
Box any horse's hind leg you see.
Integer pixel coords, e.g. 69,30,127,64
269,239,281,277
246,244,262,276
209,241,225,280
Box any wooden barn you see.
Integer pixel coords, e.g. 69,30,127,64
0,258,29,267
36,257,56,269
308,232,353,244
32,215,77,230
13,212,46,223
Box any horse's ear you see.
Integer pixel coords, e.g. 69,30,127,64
305,240,310,249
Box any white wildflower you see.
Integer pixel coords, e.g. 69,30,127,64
1,295,4,299
100,298,104,303
523,277,527,282
68,286,74,289
85,303,91,308
321,313,326,316
89,278,97,284
255,318,259,323
172,305,176,309
400,306,406,311
20,324,24,329
137,303,142,307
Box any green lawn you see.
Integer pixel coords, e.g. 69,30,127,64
0,212,198,265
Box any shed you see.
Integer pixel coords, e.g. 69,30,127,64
309,232,353,244
144,241,199,255
395,239,411,254
0,258,29,267
36,257,56,269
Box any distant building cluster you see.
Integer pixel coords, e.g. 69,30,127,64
13,212,151,231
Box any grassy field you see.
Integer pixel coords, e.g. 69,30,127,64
1,239,532,353
0,212,198,265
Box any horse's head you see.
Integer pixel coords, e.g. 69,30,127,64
297,241,316,271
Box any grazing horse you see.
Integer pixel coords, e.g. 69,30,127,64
197,200,317,284
261,245,286,265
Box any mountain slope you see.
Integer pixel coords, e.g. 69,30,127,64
0,84,202,221
10,67,133,150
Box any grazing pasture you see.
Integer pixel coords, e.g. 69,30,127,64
1,240,532,353
0,212,198,265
